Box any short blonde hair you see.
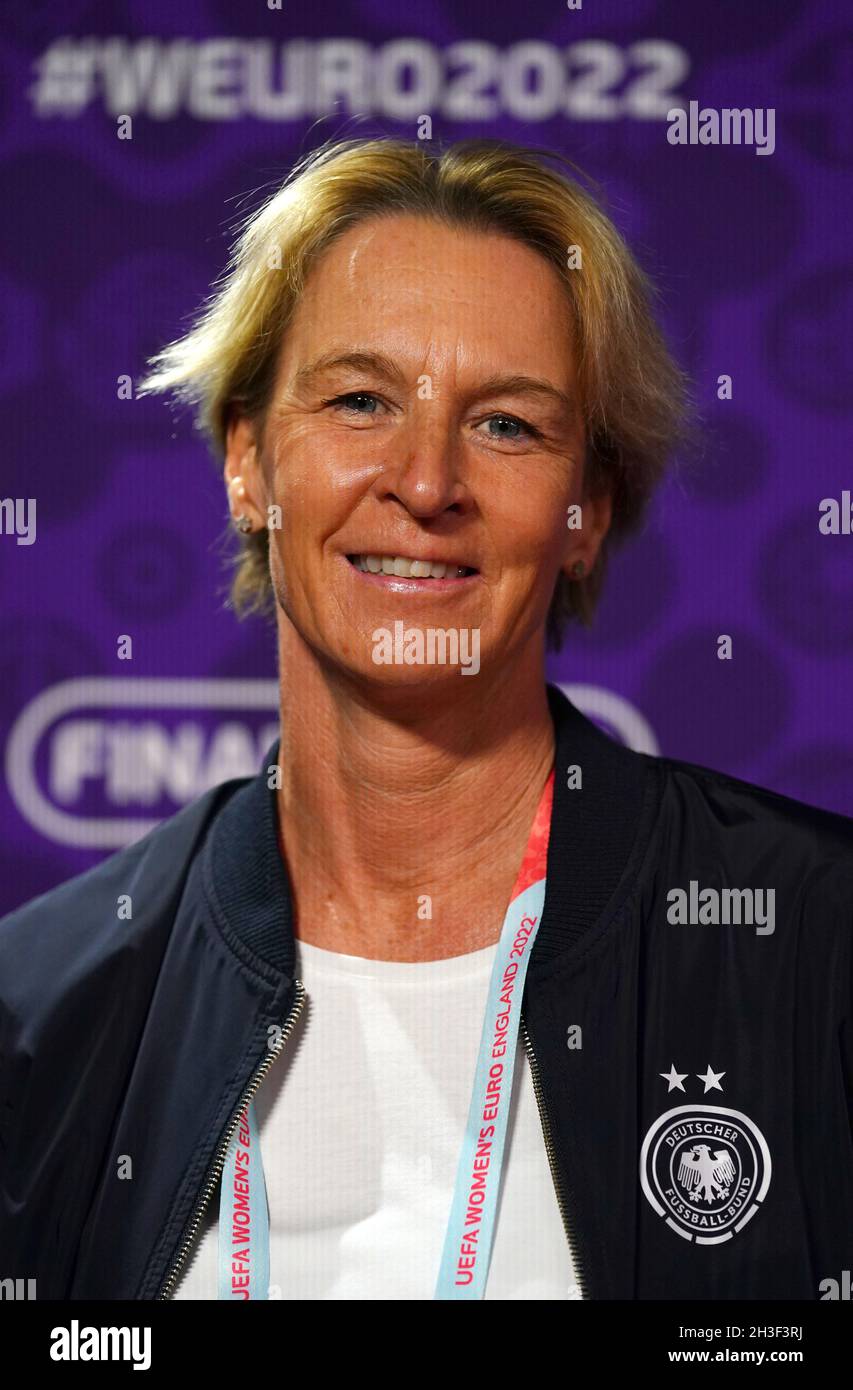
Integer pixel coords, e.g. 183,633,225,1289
137,136,690,647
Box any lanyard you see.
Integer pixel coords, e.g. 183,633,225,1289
218,768,554,1300
218,1095,270,1299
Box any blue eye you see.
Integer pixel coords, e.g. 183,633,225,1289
326,392,379,413
483,413,539,440
488,415,521,437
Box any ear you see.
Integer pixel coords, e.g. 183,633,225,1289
223,410,265,530
560,485,614,580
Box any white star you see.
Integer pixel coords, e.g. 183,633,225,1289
660,1063,688,1092
697,1065,725,1093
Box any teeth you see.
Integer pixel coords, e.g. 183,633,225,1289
352,554,468,579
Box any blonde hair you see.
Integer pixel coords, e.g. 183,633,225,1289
137,136,690,647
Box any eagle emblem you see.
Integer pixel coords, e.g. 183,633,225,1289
678,1144,736,1203
640,1104,771,1244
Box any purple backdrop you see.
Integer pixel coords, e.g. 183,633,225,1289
1,0,852,914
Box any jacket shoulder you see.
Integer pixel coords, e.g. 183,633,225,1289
651,749,853,878
0,773,249,995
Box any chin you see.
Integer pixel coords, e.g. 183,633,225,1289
339,655,486,689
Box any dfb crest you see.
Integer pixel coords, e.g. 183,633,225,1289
640,1104,771,1244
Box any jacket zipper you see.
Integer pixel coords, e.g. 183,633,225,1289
157,980,307,1300
520,1010,590,1300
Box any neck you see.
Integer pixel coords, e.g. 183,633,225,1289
274,623,556,962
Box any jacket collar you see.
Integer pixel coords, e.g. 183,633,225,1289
202,683,660,976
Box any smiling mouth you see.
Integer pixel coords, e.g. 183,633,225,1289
346,554,478,579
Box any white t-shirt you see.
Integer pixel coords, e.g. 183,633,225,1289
174,936,581,1300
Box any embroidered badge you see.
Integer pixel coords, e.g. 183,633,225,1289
640,1098,772,1245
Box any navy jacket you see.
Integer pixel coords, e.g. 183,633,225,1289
1,685,852,1299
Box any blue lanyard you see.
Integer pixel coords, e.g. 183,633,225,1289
217,1098,270,1299
434,874,546,1297
217,875,547,1300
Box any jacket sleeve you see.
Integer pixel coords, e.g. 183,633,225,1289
0,785,226,1295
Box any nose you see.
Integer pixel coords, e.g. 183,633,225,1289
375,408,473,520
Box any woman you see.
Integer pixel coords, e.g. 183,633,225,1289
1,138,851,1302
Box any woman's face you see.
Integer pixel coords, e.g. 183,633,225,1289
227,213,611,687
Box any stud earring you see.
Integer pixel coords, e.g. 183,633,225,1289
232,513,253,534
571,559,586,579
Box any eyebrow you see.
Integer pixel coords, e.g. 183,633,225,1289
293,351,403,391
292,351,577,419
473,373,577,420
